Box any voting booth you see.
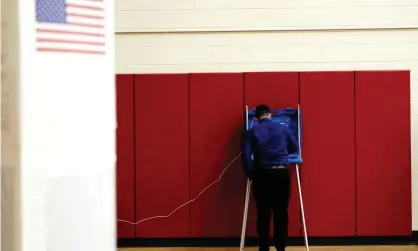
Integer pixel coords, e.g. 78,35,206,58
246,107,303,164
241,107,308,251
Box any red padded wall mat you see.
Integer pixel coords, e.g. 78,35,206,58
355,70,411,236
244,72,301,237
299,71,356,236
189,73,245,237
116,74,135,238
134,74,190,238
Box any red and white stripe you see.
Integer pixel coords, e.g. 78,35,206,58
36,0,106,55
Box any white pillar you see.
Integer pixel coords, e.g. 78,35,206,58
1,0,116,250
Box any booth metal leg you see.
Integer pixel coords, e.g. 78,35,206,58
296,164,310,251
240,179,251,251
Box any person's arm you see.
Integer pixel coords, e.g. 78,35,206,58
284,127,299,154
241,129,254,179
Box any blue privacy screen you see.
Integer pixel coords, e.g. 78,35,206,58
246,108,303,164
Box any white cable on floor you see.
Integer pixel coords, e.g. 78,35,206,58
116,118,256,226
117,118,255,225
116,152,242,225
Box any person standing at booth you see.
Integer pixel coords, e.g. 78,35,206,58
241,104,299,251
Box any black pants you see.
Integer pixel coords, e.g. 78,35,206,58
252,168,291,251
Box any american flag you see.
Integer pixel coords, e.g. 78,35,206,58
36,0,106,55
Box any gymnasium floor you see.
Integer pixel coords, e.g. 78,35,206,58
120,246,418,251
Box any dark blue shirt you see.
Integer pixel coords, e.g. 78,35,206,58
241,118,299,176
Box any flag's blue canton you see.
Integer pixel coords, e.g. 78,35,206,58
36,0,66,23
